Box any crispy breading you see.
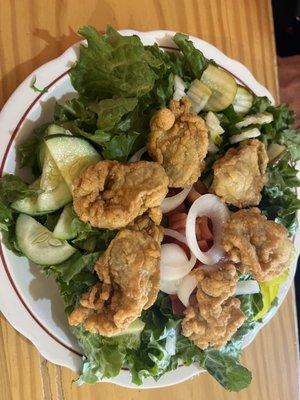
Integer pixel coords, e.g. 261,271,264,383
222,208,295,281
195,263,238,309
181,263,244,349
210,139,268,208
72,160,169,229
182,297,245,349
147,97,208,188
68,218,163,336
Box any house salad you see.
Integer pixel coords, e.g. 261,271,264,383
0,26,299,392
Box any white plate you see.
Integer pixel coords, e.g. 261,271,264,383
0,29,299,389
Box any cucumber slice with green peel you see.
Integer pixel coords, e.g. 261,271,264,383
39,124,71,168
45,135,101,189
232,85,254,114
16,213,76,265
53,204,75,240
11,179,49,215
267,143,287,164
38,148,72,212
110,318,145,337
201,64,237,112
47,124,69,136
187,79,212,113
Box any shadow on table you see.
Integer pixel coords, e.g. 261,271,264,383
0,27,78,108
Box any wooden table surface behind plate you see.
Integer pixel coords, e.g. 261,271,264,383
0,1,299,399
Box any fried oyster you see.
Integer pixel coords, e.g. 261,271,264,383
222,208,295,282
210,139,268,208
147,97,208,188
181,264,245,349
72,160,168,229
68,217,163,336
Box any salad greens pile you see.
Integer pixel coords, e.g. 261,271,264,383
0,26,299,391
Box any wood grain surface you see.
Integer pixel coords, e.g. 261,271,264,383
0,1,299,399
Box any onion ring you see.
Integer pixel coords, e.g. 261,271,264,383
160,277,183,295
161,187,191,213
164,228,188,245
186,194,229,265
177,273,198,307
128,146,147,162
160,243,196,281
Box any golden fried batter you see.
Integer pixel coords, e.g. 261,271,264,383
68,218,163,336
210,139,268,208
222,208,295,281
182,297,245,349
72,160,168,229
195,263,238,309
181,263,244,349
147,97,208,188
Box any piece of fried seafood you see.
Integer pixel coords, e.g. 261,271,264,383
68,216,163,336
210,139,268,208
147,97,208,188
72,160,169,230
222,208,295,282
181,263,245,349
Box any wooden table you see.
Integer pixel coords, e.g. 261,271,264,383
0,1,299,399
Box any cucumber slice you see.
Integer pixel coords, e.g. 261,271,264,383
11,179,49,215
229,127,261,144
12,148,72,215
38,148,72,212
39,124,69,168
53,204,75,240
232,85,254,114
267,143,287,164
235,112,273,129
187,79,212,113
201,65,237,112
45,135,101,189
16,213,76,265
173,75,186,100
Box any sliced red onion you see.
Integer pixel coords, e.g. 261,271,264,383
164,228,187,245
186,194,230,265
177,273,198,307
128,146,147,162
161,187,191,213
160,243,196,281
160,277,183,295
235,280,260,296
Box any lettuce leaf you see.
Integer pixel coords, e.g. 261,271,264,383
75,292,259,391
90,98,138,131
261,157,300,234
45,251,99,314
173,33,209,79
0,174,41,204
70,26,162,100
17,123,50,177
254,270,289,320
